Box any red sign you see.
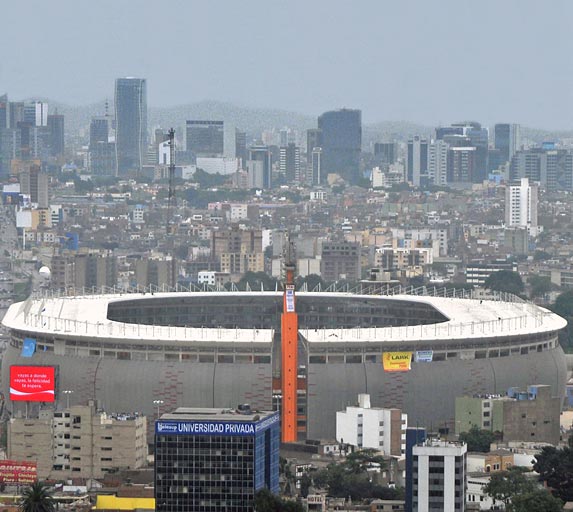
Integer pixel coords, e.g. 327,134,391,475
10,366,55,402
0,460,37,484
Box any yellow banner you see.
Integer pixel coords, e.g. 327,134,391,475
382,352,412,372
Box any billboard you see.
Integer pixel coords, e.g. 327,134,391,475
10,366,55,402
415,350,434,363
382,352,412,372
0,460,37,484
156,412,279,436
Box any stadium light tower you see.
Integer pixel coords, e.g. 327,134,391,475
281,234,298,443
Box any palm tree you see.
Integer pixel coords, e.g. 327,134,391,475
20,482,56,512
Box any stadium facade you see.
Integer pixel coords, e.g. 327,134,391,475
1,289,567,439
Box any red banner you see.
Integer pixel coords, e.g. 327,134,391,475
10,366,55,402
0,460,37,484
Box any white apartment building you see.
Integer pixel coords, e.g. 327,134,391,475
505,178,538,234
412,440,467,512
336,394,407,457
428,140,449,186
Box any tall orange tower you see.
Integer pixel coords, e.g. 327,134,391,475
281,235,298,443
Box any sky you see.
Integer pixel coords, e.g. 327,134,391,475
1,0,572,129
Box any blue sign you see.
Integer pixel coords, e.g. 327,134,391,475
21,338,36,358
415,350,433,363
155,413,279,437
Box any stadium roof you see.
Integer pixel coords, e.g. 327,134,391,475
2,291,566,344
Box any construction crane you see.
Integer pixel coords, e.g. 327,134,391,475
281,233,298,443
166,128,176,234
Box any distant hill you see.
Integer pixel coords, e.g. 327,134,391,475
38,98,573,147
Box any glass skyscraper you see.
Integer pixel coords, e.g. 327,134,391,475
155,407,279,512
494,123,520,165
115,78,147,176
317,109,362,184
186,120,224,157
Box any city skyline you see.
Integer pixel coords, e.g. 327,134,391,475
2,0,573,129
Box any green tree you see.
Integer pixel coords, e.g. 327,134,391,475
299,474,311,498
19,482,56,512
192,168,230,188
550,290,573,351
529,275,553,299
484,467,536,511
313,450,401,501
458,425,496,453
484,270,524,295
512,489,563,512
533,445,573,502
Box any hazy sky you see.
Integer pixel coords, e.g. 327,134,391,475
2,0,572,129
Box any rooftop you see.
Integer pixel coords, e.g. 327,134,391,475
2,289,566,344
160,407,277,423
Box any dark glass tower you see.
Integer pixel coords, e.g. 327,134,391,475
317,109,362,183
90,117,109,146
186,120,224,157
494,123,520,164
115,78,147,175
47,114,64,158
155,408,279,512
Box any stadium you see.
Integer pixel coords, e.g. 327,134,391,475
1,287,568,440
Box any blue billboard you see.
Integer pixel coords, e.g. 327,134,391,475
155,412,279,437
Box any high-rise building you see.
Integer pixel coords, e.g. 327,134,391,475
447,146,476,183
186,120,224,157
407,136,428,186
115,78,147,175
505,177,538,232
89,142,116,176
494,123,520,164
132,255,176,289
320,241,361,282
436,122,488,182
0,128,20,178
510,148,544,182
435,126,463,140
9,101,24,128
280,127,297,146
428,140,448,186
235,130,247,168
51,252,117,291
247,145,272,189
336,394,407,456
279,143,300,183
29,126,52,161
411,440,467,512
311,147,323,186
317,109,361,183
90,117,109,146
0,94,9,129
23,101,48,126
454,121,489,182
405,428,427,512
19,165,49,208
374,142,397,165
306,128,322,156
510,148,573,191
47,114,64,158
154,407,279,512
